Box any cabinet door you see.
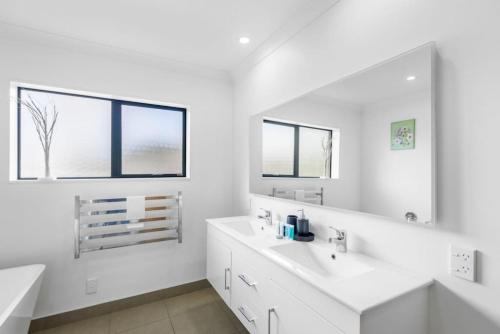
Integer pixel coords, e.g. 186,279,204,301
206,233,231,305
266,280,344,334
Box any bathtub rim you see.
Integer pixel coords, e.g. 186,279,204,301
0,264,45,327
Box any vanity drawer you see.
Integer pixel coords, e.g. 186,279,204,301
267,262,360,334
231,275,266,334
232,300,265,334
266,279,345,334
232,251,265,308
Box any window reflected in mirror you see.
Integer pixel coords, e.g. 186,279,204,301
262,121,295,176
262,119,338,179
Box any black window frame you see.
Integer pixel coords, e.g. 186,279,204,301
17,86,187,180
262,119,333,179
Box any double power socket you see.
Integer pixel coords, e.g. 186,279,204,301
449,245,476,282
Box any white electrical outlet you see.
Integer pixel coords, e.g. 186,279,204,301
86,278,98,294
449,245,476,282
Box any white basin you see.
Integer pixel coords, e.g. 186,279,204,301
220,219,264,237
266,243,373,279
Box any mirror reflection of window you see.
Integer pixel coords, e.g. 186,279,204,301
262,121,295,176
299,127,332,178
262,119,335,178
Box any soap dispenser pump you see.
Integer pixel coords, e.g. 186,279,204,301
296,209,309,236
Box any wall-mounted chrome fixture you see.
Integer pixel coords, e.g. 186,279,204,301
74,192,182,259
405,212,418,223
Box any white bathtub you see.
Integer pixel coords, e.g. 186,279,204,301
0,264,45,334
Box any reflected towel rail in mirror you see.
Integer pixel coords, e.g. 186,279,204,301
74,192,182,259
271,187,324,205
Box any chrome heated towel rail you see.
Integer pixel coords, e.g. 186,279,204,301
74,192,182,259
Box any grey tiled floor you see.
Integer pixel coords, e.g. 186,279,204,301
34,287,249,334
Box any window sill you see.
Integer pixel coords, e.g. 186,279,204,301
260,176,338,180
9,177,191,184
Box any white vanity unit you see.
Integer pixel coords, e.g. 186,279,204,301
206,217,432,334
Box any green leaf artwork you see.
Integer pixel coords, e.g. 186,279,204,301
391,119,415,150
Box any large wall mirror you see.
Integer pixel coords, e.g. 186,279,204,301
250,43,436,225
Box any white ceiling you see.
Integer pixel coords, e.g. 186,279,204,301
0,0,331,71
310,46,431,106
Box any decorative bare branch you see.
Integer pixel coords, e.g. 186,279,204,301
18,94,58,177
322,135,333,178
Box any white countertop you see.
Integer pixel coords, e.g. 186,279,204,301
207,216,433,314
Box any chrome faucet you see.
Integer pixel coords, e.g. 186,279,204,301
328,226,347,253
257,208,273,225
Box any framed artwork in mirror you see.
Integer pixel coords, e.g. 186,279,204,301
391,119,415,150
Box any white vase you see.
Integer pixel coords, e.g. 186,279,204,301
37,153,56,182
37,176,57,182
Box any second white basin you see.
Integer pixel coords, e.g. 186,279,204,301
266,242,373,280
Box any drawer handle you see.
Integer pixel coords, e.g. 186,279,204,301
224,268,230,290
238,273,257,287
268,308,276,334
238,305,257,323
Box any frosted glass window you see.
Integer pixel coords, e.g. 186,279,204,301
121,104,184,175
299,127,332,178
16,87,187,179
19,89,111,178
262,122,295,176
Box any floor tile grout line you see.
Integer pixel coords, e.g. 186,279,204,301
215,300,240,329
165,288,239,334
213,300,241,333
163,298,177,334
110,301,170,334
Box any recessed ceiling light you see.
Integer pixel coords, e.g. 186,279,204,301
239,37,250,45
406,75,416,81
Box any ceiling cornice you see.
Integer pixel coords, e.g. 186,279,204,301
231,0,340,80
0,20,232,83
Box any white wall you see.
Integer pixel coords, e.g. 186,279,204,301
360,91,431,222
232,0,500,333
249,96,361,210
0,26,233,317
